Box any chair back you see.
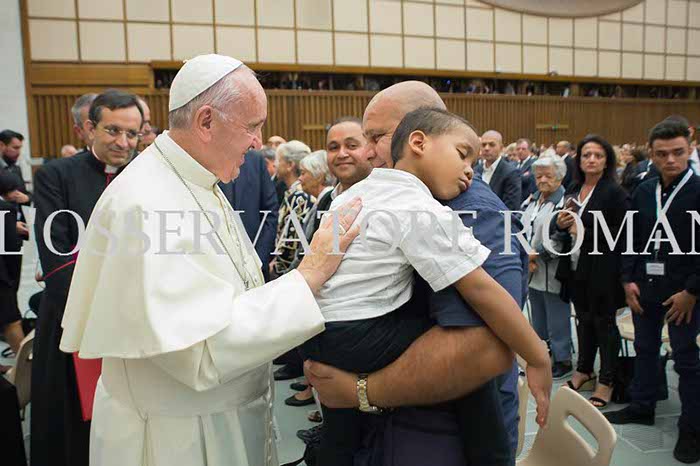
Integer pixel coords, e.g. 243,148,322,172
517,386,617,466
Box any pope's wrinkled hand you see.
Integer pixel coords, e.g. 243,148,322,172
297,196,362,294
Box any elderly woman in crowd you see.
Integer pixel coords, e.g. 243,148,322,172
284,150,337,407
291,150,336,270
506,142,518,163
299,150,336,216
556,134,629,408
522,155,573,380
620,147,648,193
272,140,313,278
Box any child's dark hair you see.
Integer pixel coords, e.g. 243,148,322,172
390,107,475,164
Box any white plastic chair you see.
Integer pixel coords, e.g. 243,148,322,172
6,329,35,410
517,386,617,466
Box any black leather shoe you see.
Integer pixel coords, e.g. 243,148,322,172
675,429,700,464
290,382,309,391
296,425,323,444
274,364,303,381
604,406,655,426
285,393,316,407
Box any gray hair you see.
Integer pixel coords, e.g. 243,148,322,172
277,140,310,177
168,66,253,129
71,93,97,125
532,154,567,181
300,150,335,186
277,140,311,165
261,147,276,161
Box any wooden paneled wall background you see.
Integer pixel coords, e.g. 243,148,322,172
30,87,700,158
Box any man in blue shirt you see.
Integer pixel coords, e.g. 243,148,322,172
307,82,544,465
431,175,528,458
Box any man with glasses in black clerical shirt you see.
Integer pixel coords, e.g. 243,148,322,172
30,89,143,466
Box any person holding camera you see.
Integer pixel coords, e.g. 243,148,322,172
556,135,629,409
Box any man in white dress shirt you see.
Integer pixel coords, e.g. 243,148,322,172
475,130,521,210
58,54,362,466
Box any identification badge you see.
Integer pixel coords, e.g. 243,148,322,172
645,262,666,277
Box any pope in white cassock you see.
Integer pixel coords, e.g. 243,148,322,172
59,54,362,466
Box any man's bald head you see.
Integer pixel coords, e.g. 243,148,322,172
555,140,571,156
366,81,446,116
363,81,446,168
480,130,504,164
482,130,503,144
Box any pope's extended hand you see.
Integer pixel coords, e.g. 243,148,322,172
297,197,362,294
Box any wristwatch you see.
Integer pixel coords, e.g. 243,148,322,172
357,373,384,414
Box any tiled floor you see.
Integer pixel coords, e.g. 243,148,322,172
2,241,694,465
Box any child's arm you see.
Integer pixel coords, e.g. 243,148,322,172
453,267,552,427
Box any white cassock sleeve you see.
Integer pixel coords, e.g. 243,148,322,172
60,195,325,375
148,270,324,392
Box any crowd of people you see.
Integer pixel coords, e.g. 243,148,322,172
155,69,695,100
0,65,699,466
263,111,700,465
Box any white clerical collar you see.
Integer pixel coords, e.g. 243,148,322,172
156,131,218,189
91,148,120,174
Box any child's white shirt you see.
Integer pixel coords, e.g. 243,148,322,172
316,168,490,322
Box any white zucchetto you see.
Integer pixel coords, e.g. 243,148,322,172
168,54,243,112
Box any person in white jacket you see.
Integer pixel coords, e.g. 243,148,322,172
59,54,362,466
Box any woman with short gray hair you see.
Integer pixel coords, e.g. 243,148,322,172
521,154,573,379
289,150,336,274
299,150,336,198
273,140,313,277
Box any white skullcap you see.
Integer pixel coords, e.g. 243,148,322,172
168,54,243,112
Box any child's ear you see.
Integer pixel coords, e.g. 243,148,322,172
408,130,426,157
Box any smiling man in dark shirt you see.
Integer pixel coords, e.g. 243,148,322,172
606,118,700,464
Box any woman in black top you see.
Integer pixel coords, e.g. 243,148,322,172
556,134,630,408
0,172,23,367
620,147,648,193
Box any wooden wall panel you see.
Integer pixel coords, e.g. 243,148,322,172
28,89,700,158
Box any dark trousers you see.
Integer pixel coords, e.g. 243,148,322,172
30,295,90,466
0,377,26,466
630,293,700,432
572,282,621,386
301,308,512,466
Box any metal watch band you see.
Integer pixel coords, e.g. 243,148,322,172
357,373,382,414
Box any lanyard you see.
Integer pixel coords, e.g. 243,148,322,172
653,169,693,252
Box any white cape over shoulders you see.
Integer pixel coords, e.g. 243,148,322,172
59,133,325,466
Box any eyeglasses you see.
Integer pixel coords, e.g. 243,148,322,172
97,125,142,141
